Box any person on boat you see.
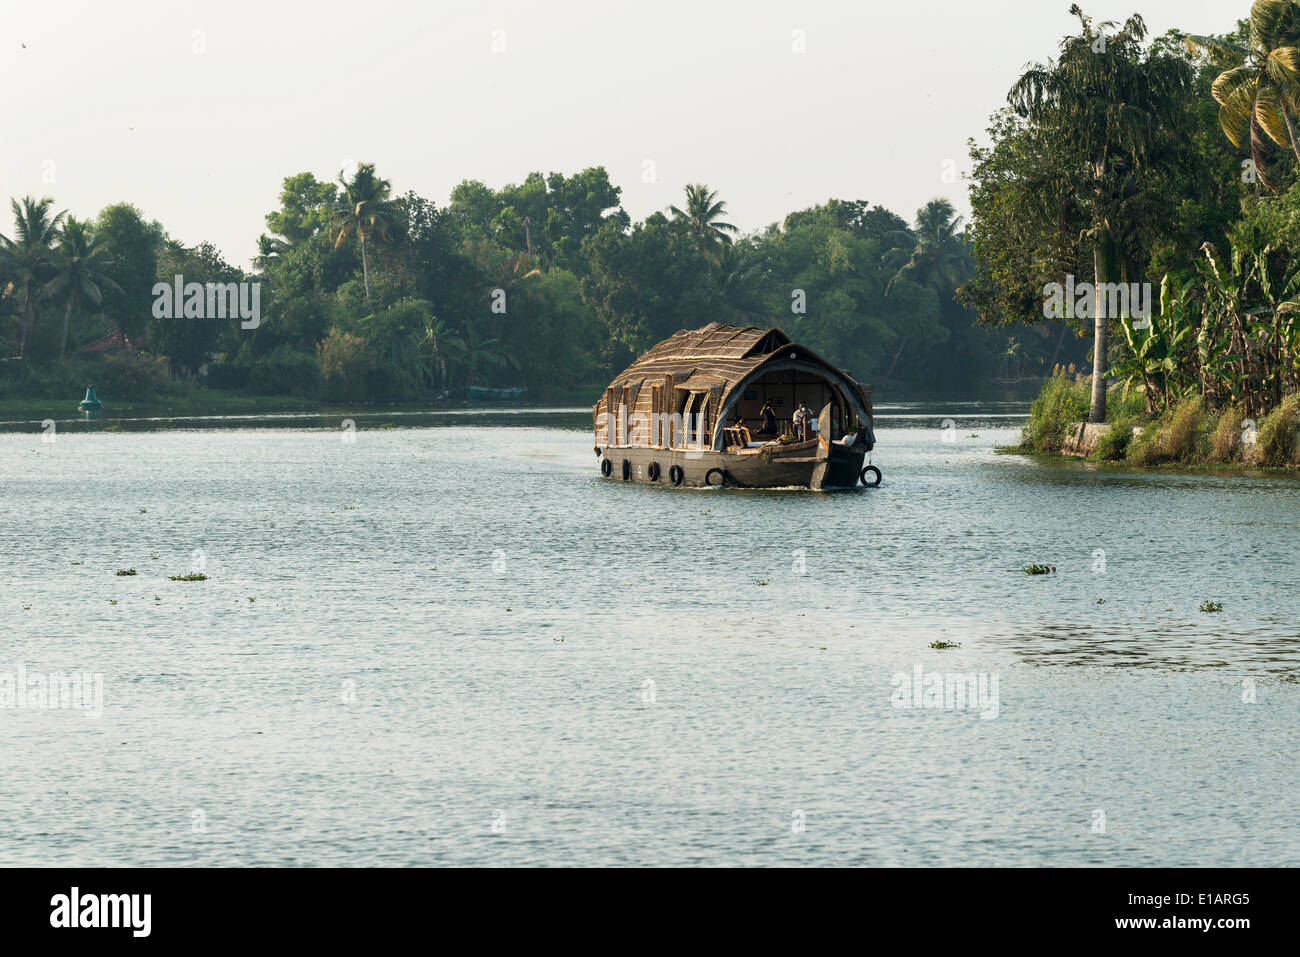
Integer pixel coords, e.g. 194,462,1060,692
758,402,777,437
792,402,813,441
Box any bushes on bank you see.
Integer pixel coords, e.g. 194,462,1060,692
1208,405,1246,463
1127,396,1205,466
1022,373,1089,452
1092,417,1135,461
207,345,322,397
0,352,171,402
1255,395,1300,467
1020,378,1300,468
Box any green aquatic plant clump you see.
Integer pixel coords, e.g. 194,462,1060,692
1023,564,1056,575
1199,600,1223,613
115,568,137,576
168,572,208,582
929,640,962,649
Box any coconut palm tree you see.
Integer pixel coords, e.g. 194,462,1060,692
0,196,65,357
882,200,970,377
1009,5,1192,422
670,184,738,254
1186,0,1300,191
885,199,968,297
463,321,517,386
421,316,466,397
253,234,290,273
332,163,400,301
45,217,122,360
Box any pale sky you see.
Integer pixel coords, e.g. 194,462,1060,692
3,0,1237,268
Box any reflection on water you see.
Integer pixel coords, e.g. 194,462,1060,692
0,403,1296,865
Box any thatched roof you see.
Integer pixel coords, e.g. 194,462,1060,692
83,331,148,355
598,322,870,415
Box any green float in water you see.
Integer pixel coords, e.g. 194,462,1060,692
78,386,103,419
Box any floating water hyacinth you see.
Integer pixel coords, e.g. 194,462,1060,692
168,572,208,582
1200,601,1223,613
115,569,137,576
1024,564,1056,575
930,640,962,649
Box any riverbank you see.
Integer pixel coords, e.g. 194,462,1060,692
1008,374,1300,470
0,381,614,427
0,390,324,423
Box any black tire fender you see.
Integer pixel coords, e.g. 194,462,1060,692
669,465,684,486
648,461,661,481
601,458,612,477
860,465,882,487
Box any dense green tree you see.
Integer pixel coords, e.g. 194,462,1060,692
582,213,721,352
265,172,338,245
148,241,245,377
1007,5,1195,421
95,203,165,344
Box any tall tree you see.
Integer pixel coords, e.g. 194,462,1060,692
1009,5,1193,422
332,163,400,302
886,199,968,297
46,216,122,359
669,184,738,255
0,196,65,357
95,203,164,344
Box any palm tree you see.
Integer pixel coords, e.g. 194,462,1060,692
1009,5,1192,422
253,234,290,273
882,200,969,377
332,163,400,301
885,199,967,297
0,196,65,357
45,217,122,360
670,184,738,254
1186,0,1300,191
463,321,517,386
421,316,466,397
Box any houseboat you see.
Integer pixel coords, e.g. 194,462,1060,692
593,323,880,489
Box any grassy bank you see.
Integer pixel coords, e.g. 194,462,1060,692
1012,373,1300,468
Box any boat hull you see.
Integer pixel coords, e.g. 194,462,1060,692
596,440,869,489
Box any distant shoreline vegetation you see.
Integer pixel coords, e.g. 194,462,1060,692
2,166,1082,412
5,1,1292,438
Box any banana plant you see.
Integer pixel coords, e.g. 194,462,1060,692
1247,241,1300,407
1196,242,1256,412
1113,274,1195,411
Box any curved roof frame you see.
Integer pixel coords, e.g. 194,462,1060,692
712,349,869,448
